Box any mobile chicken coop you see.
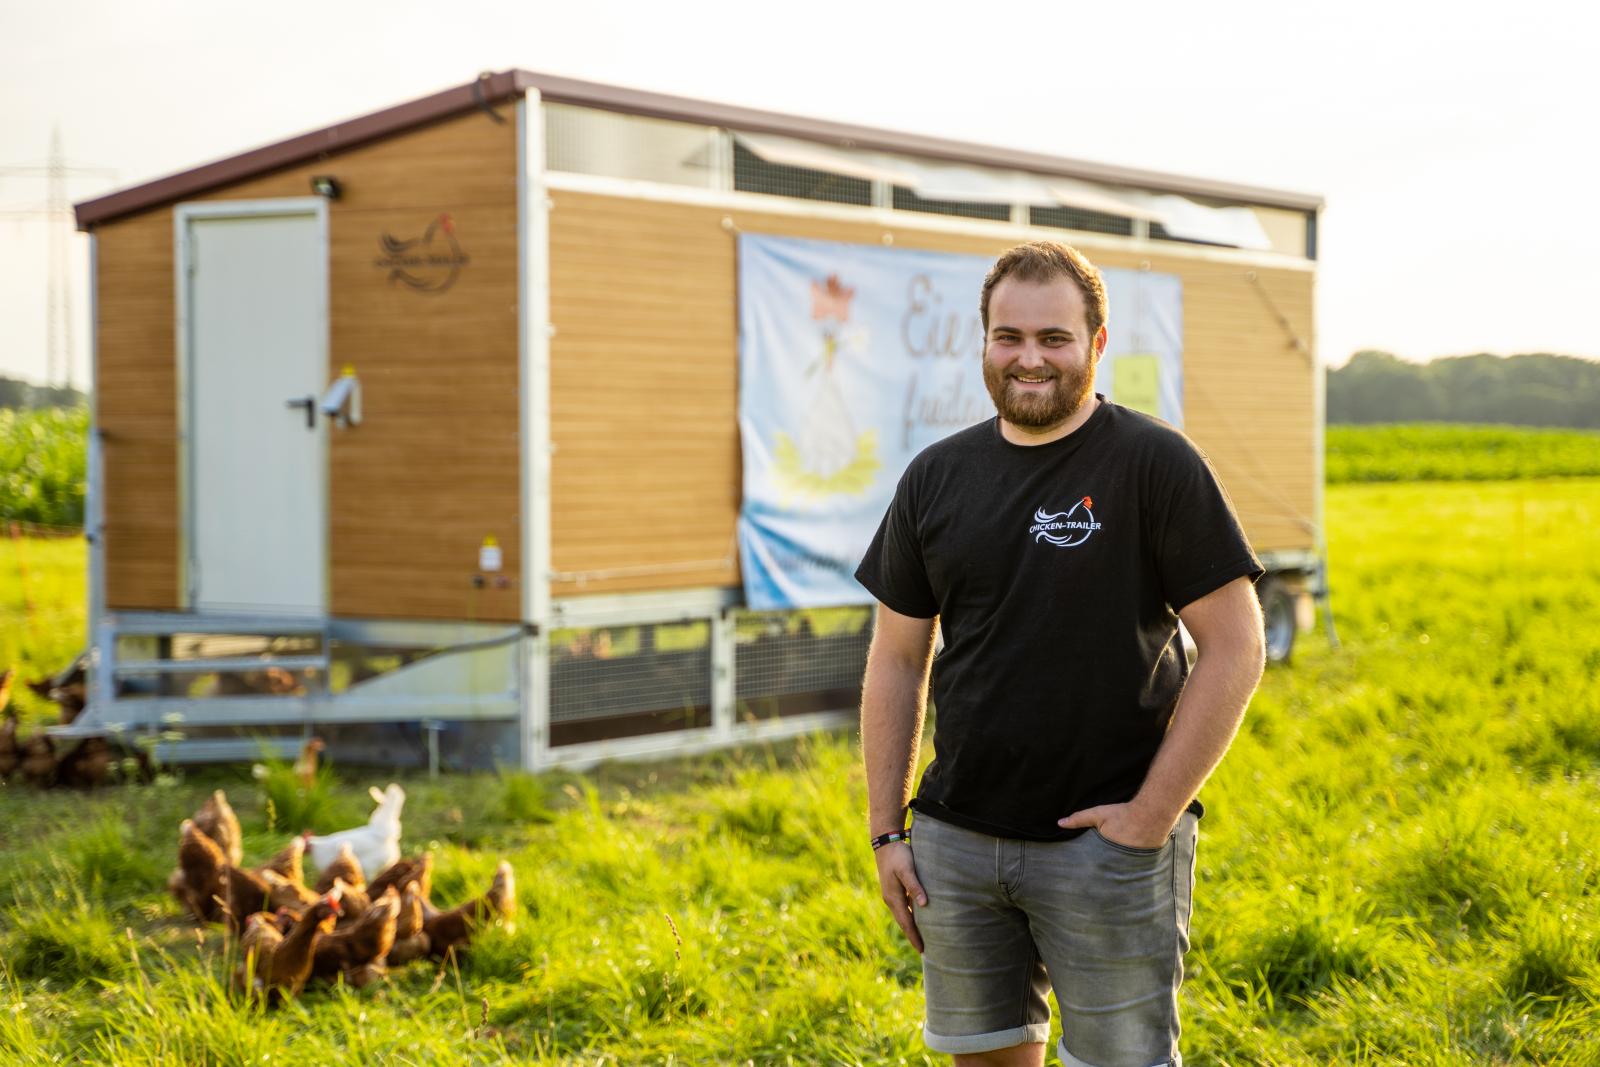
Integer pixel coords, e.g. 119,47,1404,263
69,70,1325,770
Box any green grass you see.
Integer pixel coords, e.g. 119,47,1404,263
3,478,1600,1064
1,532,87,728
1328,423,1600,482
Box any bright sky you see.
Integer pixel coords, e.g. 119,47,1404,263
3,0,1596,389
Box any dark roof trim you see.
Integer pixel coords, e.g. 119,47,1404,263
74,72,527,229
77,69,1322,229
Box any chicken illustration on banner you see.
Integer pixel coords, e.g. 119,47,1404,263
773,273,881,500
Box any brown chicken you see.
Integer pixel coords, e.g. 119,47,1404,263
326,877,373,926
424,861,516,958
367,852,433,902
0,704,20,779
220,866,274,933
312,886,400,986
169,819,228,922
262,869,321,910
221,866,318,932
293,737,324,789
194,791,244,867
257,836,307,885
385,881,431,966
312,841,365,894
18,731,56,787
56,736,115,788
233,893,342,1003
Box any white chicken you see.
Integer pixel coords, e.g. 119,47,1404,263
304,783,405,879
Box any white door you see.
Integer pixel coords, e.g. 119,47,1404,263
183,203,327,615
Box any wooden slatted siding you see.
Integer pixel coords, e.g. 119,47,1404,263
548,190,1316,597
94,111,522,621
95,212,180,609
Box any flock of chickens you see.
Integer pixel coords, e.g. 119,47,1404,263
168,785,516,1003
0,665,129,788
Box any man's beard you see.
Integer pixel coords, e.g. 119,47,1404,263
981,355,1096,430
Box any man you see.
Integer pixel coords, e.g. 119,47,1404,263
856,240,1266,1067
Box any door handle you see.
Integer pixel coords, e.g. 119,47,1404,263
285,395,316,429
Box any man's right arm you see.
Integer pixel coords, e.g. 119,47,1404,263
861,602,938,953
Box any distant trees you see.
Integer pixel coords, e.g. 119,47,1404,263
1328,351,1600,428
0,375,88,411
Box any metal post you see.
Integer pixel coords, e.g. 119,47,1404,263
711,609,735,741
423,719,443,777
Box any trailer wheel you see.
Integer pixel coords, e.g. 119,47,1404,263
1258,577,1296,665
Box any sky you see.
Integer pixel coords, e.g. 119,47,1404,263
2,0,1597,389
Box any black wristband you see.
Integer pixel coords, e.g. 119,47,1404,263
871,828,912,850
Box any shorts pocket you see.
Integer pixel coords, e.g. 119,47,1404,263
1089,826,1169,857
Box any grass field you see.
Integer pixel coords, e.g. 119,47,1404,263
1326,423,1600,483
3,478,1600,1064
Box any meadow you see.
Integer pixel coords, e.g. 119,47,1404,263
2,472,1599,1063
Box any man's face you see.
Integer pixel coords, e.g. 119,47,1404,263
982,275,1105,433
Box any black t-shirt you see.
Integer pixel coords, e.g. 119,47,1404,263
855,397,1262,841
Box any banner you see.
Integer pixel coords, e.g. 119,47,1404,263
737,234,1182,609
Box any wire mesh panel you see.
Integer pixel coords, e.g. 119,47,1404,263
1029,204,1135,236
733,607,873,722
733,141,873,205
891,186,1012,222
548,621,713,746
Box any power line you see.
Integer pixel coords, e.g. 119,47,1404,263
2,127,117,388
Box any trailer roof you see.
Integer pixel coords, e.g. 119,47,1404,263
75,69,1323,229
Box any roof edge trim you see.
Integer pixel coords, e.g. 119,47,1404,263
74,71,528,229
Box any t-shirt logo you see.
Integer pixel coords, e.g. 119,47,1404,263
1029,496,1102,548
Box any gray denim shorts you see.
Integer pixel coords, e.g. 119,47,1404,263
911,810,1199,1067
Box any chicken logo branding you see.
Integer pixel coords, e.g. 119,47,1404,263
373,213,470,293
772,272,882,501
1028,496,1102,548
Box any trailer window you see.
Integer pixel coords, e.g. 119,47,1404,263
544,103,718,189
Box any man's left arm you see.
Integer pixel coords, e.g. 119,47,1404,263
1058,575,1265,847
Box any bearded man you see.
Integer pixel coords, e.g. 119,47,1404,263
856,240,1266,1067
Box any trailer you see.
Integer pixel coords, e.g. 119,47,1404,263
68,71,1324,770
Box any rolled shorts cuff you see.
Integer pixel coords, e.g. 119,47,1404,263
1058,1037,1181,1067
923,1022,1050,1055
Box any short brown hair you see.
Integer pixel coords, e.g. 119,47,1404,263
979,240,1108,340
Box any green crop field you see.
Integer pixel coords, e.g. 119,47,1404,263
1327,423,1600,483
3,478,1600,1064
0,406,87,527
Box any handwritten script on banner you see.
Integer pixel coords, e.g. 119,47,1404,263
736,234,1183,609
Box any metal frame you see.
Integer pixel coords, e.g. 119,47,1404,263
172,196,331,614
86,232,112,717
71,611,525,744
540,708,852,772
518,91,555,770
550,586,741,628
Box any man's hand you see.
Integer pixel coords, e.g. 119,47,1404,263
874,842,927,953
1058,802,1174,850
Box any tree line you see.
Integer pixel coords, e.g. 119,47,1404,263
0,375,87,411
1327,351,1600,428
